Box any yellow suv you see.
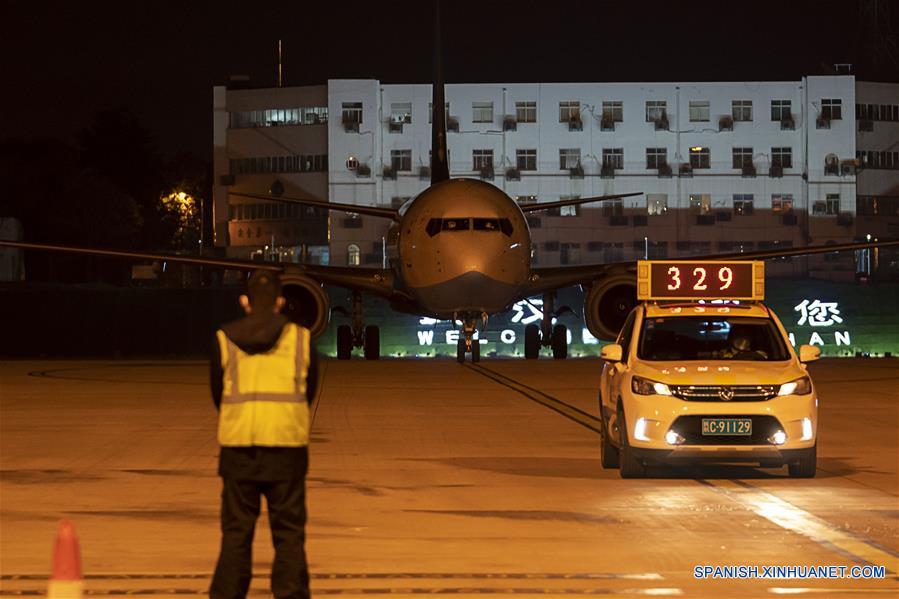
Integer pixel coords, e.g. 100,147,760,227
598,261,820,478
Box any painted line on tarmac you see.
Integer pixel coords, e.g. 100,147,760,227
769,588,899,594
27,363,205,386
699,479,899,574
464,364,602,434
462,365,899,577
310,360,328,426
0,588,684,596
1,573,665,581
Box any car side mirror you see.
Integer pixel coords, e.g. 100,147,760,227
601,343,623,362
799,345,820,363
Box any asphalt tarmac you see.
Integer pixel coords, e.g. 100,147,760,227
1,358,897,597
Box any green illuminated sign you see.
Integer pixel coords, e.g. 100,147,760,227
319,281,899,358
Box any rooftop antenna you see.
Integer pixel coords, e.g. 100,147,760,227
430,1,450,184
277,39,283,87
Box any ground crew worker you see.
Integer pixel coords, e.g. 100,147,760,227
209,270,318,599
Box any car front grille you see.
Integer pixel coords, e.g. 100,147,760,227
672,415,782,445
670,385,777,402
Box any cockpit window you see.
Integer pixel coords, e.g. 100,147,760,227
425,217,513,237
473,218,514,236
473,218,500,231
426,218,442,237
443,218,470,231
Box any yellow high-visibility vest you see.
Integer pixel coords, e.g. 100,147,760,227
216,323,311,447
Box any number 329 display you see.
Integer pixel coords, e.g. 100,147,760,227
642,261,760,300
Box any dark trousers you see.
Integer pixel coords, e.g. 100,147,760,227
210,477,310,599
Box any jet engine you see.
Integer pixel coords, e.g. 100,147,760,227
583,272,638,341
279,273,330,339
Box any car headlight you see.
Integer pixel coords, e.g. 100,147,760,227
777,376,812,396
631,376,673,396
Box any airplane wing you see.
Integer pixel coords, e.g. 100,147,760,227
519,192,642,213
523,239,899,295
0,241,396,299
231,192,399,220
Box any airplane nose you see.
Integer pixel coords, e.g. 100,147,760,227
414,271,519,315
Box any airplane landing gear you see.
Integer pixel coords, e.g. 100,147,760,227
335,291,379,360
456,313,483,363
523,292,568,360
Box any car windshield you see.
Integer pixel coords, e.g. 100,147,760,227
638,316,790,361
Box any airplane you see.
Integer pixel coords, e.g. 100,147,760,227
2,7,898,363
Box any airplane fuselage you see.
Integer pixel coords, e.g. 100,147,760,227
388,178,531,319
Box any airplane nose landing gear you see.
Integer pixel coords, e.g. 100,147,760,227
455,312,485,363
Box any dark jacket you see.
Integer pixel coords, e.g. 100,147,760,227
210,311,319,481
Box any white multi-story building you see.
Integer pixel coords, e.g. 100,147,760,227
212,75,899,278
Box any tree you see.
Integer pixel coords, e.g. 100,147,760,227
0,139,142,282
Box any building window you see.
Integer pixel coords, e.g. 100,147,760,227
229,107,328,128
560,243,581,265
858,196,899,216
559,101,580,122
868,104,898,121
347,244,361,266
645,100,667,122
559,148,581,169
734,194,754,215
342,102,363,124
472,102,494,123
515,101,537,123
390,102,412,124
689,101,710,122
732,147,754,169
813,194,840,215
689,194,711,214
771,100,791,121
428,102,450,123
602,148,624,170
821,98,842,120
858,150,899,169
516,195,538,205
602,101,623,122
647,194,668,215
732,100,753,121
516,149,537,171
646,147,667,169
345,156,359,170
231,154,328,175
772,194,794,213
472,149,493,170
771,147,793,168
559,196,580,217
390,149,412,172
690,147,710,169
602,199,623,217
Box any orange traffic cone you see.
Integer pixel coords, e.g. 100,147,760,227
47,520,82,599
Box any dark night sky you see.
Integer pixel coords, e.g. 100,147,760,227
2,0,897,160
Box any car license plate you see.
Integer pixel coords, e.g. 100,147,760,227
702,418,752,436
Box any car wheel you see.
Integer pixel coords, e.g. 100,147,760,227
600,403,620,469
618,409,645,479
788,444,816,478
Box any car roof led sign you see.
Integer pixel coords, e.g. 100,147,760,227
637,260,765,301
